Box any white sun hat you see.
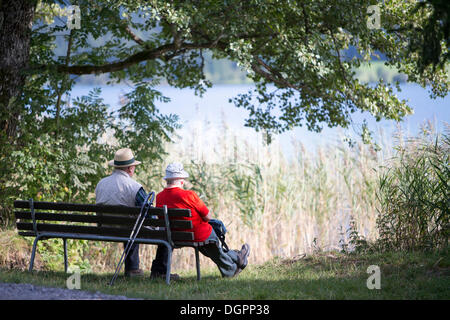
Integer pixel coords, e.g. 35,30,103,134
163,162,189,180
108,148,142,168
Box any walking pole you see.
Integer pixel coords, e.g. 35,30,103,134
109,191,155,286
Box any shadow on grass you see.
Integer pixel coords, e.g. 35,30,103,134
1,249,449,300
1,264,448,300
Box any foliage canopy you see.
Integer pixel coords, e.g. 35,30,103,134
0,0,449,223
29,0,448,135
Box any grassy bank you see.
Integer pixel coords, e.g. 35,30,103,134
0,249,448,299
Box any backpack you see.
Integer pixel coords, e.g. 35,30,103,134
209,219,229,252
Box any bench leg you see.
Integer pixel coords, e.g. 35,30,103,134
195,247,201,281
165,244,173,285
29,235,41,272
63,238,68,273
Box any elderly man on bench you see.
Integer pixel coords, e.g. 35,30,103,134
95,148,149,278
150,163,250,279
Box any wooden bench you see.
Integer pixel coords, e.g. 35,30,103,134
14,199,213,284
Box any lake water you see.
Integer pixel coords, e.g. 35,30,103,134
71,83,449,159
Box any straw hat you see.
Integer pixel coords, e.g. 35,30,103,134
163,162,189,180
108,148,142,168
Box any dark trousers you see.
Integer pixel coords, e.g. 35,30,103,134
123,242,140,271
150,229,239,277
151,245,171,275
198,229,239,277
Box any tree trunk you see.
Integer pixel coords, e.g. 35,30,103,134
0,0,37,141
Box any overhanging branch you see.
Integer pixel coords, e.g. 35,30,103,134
52,42,215,75
252,57,304,90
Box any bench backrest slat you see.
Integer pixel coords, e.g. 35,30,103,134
13,200,191,218
14,211,193,229
16,222,194,241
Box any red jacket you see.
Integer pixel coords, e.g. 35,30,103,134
156,187,212,242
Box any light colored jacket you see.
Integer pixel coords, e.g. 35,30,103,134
95,169,142,207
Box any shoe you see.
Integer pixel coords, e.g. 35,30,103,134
150,272,181,281
237,243,250,269
124,269,144,277
233,267,243,277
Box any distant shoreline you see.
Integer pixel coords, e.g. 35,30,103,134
73,60,418,87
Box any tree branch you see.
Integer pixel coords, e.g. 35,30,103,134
38,26,278,77
252,57,304,90
124,25,146,47
52,41,215,75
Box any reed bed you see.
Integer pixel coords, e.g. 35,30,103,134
70,120,446,274
125,119,390,274
17,118,430,275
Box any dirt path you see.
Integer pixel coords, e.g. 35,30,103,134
0,282,141,300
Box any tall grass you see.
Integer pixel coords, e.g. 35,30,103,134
133,118,386,273
375,123,449,251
